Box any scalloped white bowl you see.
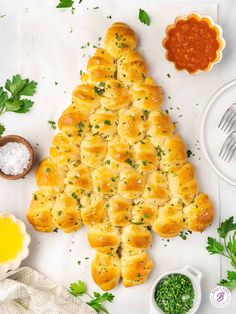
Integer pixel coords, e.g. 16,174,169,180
0,211,31,274
163,12,226,75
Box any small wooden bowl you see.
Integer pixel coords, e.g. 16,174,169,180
0,135,34,180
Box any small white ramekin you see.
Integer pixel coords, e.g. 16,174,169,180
163,12,226,75
0,211,31,274
149,265,202,314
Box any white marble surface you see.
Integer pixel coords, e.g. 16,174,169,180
0,1,236,314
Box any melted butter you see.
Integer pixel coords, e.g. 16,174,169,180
0,217,24,264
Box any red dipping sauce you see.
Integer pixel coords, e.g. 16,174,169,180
163,14,225,74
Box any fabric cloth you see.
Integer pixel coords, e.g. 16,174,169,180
0,267,95,314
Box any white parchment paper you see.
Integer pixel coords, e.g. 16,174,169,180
15,1,220,313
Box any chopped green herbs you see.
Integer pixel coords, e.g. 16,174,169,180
125,158,132,166
186,149,192,158
48,120,56,130
104,120,111,125
167,73,171,78
139,9,150,26
155,274,194,314
156,146,165,159
94,83,105,95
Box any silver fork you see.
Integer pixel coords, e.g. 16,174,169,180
219,131,236,162
218,103,236,133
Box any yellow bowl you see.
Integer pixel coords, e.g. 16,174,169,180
0,211,31,274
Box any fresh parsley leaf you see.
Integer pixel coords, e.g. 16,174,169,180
70,280,87,296
69,278,114,313
15,99,33,113
56,0,74,8
206,237,224,255
5,100,23,112
139,9,150,26
219,271,236,291
218,216,236,239
207,217,236,291
0,123,5,136
0,75,37,116
48,120,57,130
0,87,8,112
19,80,37,96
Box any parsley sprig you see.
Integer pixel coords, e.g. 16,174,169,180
207,216,236,290
70,280,114,313
0,74,37,136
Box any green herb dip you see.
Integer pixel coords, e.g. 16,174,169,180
154,273,194,314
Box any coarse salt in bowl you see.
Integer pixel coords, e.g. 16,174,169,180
0,135,34,180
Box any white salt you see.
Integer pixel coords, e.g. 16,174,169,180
0,142,30,175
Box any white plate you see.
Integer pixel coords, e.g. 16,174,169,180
200,80,236,186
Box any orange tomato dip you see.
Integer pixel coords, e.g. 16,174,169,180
163,15,221,73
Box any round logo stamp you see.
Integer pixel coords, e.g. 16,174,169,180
210,286,231,308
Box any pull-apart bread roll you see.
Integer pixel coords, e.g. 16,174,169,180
101,79,131,111
118,107,146,145
121,251,153,287
35,158,65,194
107,196,132,227
132,199,158,225
152,199,185,238
88,223,120,253
52,193,82,233
84,48,116,83
72,83,101,114
58,110,89,145
49,132,80,169
132,78,163,111
81,196,107,226
159,134,187,172
147,111,176,147
105,22,137,58
27,189,56,232
122,224,152,253
184,193,214,232
133,139,158,173
168,163,198,205
27,21,214,290
92,252,121,291
117,50,147,83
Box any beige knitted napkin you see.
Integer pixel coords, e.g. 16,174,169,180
0,267,95,314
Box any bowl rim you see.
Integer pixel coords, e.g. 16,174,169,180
149,265,202,314
0,211,31,274
199,79,236,187
0,135,34,180
162,12,226,75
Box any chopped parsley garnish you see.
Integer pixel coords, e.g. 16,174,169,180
167,73,171,78
48,120,56,129
125,158,133,166
94,83,105,95
139,9,150,26
156,146,165,158
71,192,78,199
104,120,111,125
155,274,194,313
187,149,193,158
